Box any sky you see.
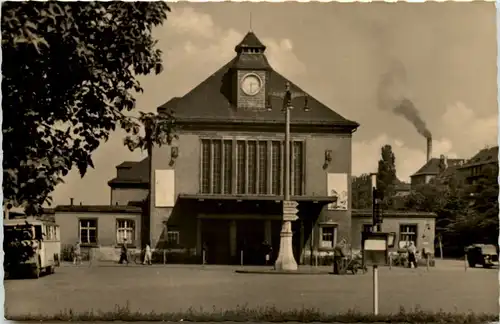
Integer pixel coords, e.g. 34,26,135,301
50,2,497,206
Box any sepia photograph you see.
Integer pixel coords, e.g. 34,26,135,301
2,1,498,323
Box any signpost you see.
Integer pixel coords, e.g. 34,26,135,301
370,173,382,315
282,200,299,221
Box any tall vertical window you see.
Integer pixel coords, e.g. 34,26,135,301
271,141,281,195
247,141,257,194
200,138,305,197
212,141,222,194
201,140,211,194
293,141,303,196
222,140,232,194
258,141,268,194
236,141,246,194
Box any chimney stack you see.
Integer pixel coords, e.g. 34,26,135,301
70,198,74,206
426,137,432,162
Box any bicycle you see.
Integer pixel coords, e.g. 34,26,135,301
129,250,143,264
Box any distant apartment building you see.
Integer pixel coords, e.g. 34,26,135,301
410,155,466,188
457,146,499,185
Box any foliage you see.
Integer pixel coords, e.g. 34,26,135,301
2,1,170,215
405,163,499,255
351,173,372,209
8,302,497,323
3,224,37,268
377,145,397,207
123,111,177,156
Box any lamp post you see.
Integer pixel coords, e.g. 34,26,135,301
268,82,309,271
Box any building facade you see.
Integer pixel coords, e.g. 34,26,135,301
410,155,465,188
54,205,142,261
108,32,359,265
457,146,498,185
351,210,436,254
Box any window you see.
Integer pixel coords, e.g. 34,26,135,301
199,139,305,196
293,141,303,195
271,141,282,195
320,226,337,249
258,141,268,194
117,220,135,245
247,141,257,194
399,224,418,247
212,141,222,194
236,141,246,194
201,140,211,194
79,219,97,244
166,231,180,245
222,140,233,194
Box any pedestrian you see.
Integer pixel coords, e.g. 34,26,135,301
262,241,272,265
119,239,129,265
73,241,82,265
143,243,152,265
202,242,208,264
333,239,346,275
407,241,417,268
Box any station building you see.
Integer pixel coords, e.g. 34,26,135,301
50,32,438,264
104,31,360,264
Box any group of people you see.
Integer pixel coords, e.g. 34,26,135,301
72,239,154,265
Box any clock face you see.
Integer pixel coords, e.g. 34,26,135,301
241,74,262,96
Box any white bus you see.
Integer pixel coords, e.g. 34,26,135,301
4,217,61,278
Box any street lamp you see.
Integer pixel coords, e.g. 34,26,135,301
268,82,309,271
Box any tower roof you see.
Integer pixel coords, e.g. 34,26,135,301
235,31,266,53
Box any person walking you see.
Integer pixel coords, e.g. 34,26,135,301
407,241,417,268
119,239,129,265
333,239,346,275
262,241,272,265
143,243,152,265
73,241,82,265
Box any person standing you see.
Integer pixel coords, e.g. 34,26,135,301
73,241,82,265
143,243,152,265
119,239,129,265
407,241,417,268
333,240,346,275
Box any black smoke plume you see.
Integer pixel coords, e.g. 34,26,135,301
377,61,432,139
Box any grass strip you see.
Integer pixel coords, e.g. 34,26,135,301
7,303,498,323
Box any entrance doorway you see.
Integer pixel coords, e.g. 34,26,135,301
237,220,265,265
201,219,230,264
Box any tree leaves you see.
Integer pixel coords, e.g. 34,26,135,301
123,110,178,155
377,145,397,207
405,164,499,255
2,2,170,215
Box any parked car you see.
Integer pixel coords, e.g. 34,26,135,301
465,244,498,268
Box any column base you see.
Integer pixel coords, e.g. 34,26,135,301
274,220,298,271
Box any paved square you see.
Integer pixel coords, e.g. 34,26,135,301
5,260,498,318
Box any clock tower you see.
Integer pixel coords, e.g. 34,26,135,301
231,31,271,111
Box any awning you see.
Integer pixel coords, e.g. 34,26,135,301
177,193,337,204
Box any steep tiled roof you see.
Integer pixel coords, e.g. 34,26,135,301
459,146,499,168
411,158,465,177
158,33,359,130
108,157,149,187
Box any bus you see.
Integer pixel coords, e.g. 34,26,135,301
4,217,61,278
